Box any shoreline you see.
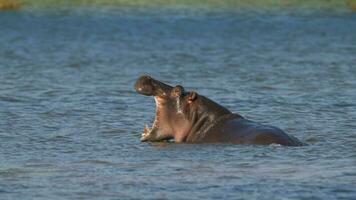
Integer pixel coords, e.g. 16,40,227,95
1,0,355,12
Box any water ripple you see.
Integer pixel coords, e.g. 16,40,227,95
0,8,356,200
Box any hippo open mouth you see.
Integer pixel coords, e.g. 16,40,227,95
134,76,174,142
141,96,164,141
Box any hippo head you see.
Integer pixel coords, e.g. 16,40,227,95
134,75,231,143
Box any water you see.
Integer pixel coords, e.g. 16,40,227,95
1,7,356,199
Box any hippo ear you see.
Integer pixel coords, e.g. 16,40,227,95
171,85,184,97
188,91,198,102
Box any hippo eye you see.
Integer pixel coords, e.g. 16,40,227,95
172,85,184,97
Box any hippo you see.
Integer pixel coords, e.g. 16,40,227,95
134,75,303,146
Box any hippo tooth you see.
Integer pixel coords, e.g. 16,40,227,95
144,124,151,134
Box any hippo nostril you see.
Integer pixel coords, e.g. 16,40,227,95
142,75,152,80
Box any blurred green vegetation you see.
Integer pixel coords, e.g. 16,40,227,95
0,0,20,10
1,0,356,11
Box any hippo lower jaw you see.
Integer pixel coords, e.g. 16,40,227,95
141,124,161,142
140,124,151,142
140,114,158,142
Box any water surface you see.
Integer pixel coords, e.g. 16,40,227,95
1,7,356,199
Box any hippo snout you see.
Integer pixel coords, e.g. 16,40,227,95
134,76,154,96
134,75,173,97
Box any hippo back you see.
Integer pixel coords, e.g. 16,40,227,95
194,115,303,146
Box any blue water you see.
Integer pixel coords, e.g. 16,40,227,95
1,8,356,199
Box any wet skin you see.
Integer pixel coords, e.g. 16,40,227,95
134,76,303,146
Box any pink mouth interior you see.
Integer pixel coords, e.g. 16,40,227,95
151,97,164,130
